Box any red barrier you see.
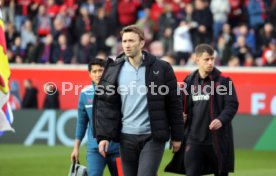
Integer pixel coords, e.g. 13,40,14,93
10,66,276,115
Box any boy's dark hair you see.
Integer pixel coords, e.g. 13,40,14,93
120,25,144,41
195,44,214,57
88,58,106,72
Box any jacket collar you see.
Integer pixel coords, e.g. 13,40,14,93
113,50,156,66
191,67,221,81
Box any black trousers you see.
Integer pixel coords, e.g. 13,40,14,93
184,144,228,176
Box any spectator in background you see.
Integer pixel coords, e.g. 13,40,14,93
173,20,193,65
220,23,235,47
52,34,73,64
51,17,66,44
247,0,267,55
232,35,252,66
14,0,32,32
28,34,54,64
33,34,54,63
244,53,255,67
149,40,164,58
228,0,245,28
210,0,230,42
136,7,154,48
262,38,276,66
5,22,19,50
74,32,97,64
149,0,165,39
56,4,73,30
186,52,197,66
215,35,232,65
43,82,59,109
33,4,51,37
246,0,266,32
1,0,15,24
80,0,97,16
228,55,240,67
46,0,60,18
158,3,176,54
170,0,186,24
117,0,140,27
158,3,177,39
139,0,155,8
22,79,38,109
28,36,42,63
92,7,112,53
105,35,118,56
192,0,213,46
150,0,165,25
235,24,257,56
28,0,42,20
75,6,93,41
10,36,25,63
263,50,276,66
183,3,194,23
101,0,118,33
20,20,36,50
269,0,276,27
259,23,276,49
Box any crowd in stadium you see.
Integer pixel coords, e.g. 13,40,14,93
2,0,276,66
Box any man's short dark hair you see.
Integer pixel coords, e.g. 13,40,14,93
120,25,145,41
88,58,106,72
195,44,214,57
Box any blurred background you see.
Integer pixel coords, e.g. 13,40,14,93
0,0,276,175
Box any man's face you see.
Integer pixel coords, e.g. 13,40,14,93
122,32,144,58
196,52,215,74
89,65,104,85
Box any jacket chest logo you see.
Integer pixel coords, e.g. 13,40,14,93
153,70,159,75
88,98,93,103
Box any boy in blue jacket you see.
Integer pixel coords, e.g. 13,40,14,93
71,59,120,176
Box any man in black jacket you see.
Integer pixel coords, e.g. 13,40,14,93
183,44,239,176
22,79,38,109
93,25,184,176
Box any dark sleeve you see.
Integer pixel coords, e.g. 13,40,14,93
164,62,185,141
183,75,192,114
182,75,193,134
93,59,120,142
217,77,239,125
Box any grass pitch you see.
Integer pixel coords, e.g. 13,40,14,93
0,145,276,176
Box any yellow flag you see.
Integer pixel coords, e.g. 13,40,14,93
0,9,14,132
0,13,10,94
